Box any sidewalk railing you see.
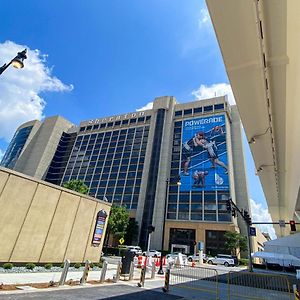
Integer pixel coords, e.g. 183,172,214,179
227,271,293,300
167,264,219,299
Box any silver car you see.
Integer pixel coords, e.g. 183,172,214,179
207,254,235,267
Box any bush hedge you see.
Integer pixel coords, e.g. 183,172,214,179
25,263,36,270
3,263,13,269
44,263,53,269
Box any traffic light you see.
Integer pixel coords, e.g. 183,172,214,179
243,210,252,225
226,200,232,212
148,225,155,233
290,220,296,232
231,209,236,218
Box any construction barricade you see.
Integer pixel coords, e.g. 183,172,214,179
227,271,293,300
165,264,219,300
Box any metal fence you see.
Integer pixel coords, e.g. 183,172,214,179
168,264,219,299
227,271,293,300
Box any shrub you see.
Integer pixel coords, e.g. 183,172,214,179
73,263,81,269
60,262,65,268
94,261,103,268
3,263,13,269
238,258,249,266
25,263,36,270
89,262,94,269
45,263,53,270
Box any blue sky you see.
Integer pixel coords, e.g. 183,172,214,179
0,0,274,236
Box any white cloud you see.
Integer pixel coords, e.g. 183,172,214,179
136,102,153,111
191,83,235,105
0,149,4,162
0,41,73,142
198,8,210,28
250,198,276,239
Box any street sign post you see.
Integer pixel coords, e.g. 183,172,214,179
249,227,256,236
119,237,125,245
279,220,286,228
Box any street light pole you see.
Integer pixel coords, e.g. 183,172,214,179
0,49,27,76
158,178,169,274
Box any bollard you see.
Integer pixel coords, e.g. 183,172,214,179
137,265,146,287
113,261,122,283
128,261,134,281
100,261,108,283
80,260,91,285
151,263,156,279
59,259,70,286
162,268,170,293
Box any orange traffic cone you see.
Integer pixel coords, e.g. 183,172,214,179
137,256,143,268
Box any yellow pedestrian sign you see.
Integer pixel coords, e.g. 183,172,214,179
119,237,125,245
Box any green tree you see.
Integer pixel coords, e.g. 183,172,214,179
224,231,248,255
107,205,130,241
63,180,89,195
124,218,139,245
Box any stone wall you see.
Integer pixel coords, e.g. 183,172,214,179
0,167,111,263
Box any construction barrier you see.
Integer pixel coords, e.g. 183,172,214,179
168,264,219,299
293,284,300,300
227,271,293,300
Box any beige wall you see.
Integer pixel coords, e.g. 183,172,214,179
0,167,111,263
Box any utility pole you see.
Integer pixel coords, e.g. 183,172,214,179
227,198,253,272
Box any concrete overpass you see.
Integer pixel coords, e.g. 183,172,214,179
206,0,300,235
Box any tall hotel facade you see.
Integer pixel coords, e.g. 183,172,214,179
1,96,250,255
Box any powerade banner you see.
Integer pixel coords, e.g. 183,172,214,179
92,210,107,246
180,114,229,191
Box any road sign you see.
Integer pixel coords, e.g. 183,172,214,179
119,237,125,245
249,227,256,236
279,220,286,228
198,241,204,251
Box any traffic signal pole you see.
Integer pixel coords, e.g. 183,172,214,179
227,198,253,272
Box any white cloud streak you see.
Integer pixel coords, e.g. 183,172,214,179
0,41,73,142
191,83,235,105
0,149,4,162
198,8,210,28
136,102,153,111
250,198,276,239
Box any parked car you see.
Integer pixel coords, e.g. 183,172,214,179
166,252,188,265
127,246,142,256
142,250,161,257
207,254,235,267
187,253,208,263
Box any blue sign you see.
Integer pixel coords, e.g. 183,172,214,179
198,241,204,251
180,115,229,192
249,227,256,236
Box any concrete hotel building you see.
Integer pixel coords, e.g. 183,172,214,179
1,96,250,255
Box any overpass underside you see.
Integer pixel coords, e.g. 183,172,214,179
206,0,300,235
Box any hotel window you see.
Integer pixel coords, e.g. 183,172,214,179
214,103,224,110
175,110,182,116
204,105,213,112
194,107,202,113
183,109,192,115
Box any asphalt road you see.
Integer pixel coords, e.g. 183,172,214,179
0,285,182,300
